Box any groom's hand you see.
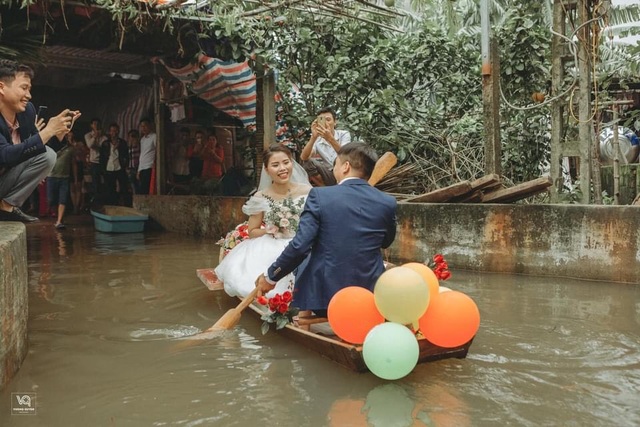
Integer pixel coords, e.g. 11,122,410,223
255,274,275,298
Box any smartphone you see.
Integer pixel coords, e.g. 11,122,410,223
317,116,325,126
36,105,48,120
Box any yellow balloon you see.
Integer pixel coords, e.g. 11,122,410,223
374,267,430,325
402,262,440,303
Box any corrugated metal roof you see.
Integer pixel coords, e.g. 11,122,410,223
41,45,152,75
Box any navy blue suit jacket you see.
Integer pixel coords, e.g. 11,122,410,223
268,178,397,311
0,102,45,175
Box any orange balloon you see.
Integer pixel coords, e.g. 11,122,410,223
402,262,439,302
328,287,385,344
418,291,480,348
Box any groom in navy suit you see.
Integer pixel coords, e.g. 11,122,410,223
255,142,397,315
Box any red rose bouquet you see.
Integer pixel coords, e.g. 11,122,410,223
429,254,451,281
256,291,299,334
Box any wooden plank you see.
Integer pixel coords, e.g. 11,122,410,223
405,181,472,203
632,193,640,206
450,190,483,203
470,174,502,192
197,268,224,291
482,177,552,203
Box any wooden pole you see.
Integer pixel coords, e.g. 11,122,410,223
262,70,276,150
550,0,566,203
153,63,166,195
481,1,501,176
577,0,592,204
612,104,620,204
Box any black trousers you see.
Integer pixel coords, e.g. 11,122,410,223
103,169,129,205
139,168,153,195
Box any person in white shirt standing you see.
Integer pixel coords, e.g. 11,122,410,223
100,123,129,205
137,118,156,195
299,107,351,186
85,118,107,201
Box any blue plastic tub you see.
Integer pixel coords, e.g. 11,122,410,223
90,206,149,233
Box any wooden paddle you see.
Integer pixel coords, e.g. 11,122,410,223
368,152,398,186
173,287,260,351
206,286,260,332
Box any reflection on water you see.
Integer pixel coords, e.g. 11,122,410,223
93,231,147,254
0,223,639,426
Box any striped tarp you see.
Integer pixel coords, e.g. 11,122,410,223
161,54,257,128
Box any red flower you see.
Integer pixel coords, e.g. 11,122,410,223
271,294,282,305
439,270,452,280
282,291,292,303
277,303,289,314
256,296,268,305
433,254,444,264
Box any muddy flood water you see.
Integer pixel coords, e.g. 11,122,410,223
1,221,639,426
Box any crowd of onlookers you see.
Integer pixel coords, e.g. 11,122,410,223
168,126,225,186
30,121,231,229
21,117,157,228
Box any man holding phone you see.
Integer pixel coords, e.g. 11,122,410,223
300,107,351,186
0,59,80,222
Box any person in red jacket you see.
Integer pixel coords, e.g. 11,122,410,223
201,130,224,180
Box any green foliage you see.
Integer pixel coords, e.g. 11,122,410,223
3,0,637,194
268,13,485,187
495,1,552,182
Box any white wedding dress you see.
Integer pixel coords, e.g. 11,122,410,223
215,191,309,299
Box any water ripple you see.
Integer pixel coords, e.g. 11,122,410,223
129,325,202,341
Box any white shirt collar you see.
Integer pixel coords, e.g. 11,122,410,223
338,176,360,185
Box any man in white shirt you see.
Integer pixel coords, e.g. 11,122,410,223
300,107,351,186
100,123,129,205
137,118,157,195
85,118,107,200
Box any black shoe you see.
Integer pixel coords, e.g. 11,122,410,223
0,207,39,222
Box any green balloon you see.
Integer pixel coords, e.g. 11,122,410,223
363,323,419,380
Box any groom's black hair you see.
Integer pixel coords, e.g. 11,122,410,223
337,142,378,179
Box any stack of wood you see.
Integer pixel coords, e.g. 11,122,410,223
391,174,552,204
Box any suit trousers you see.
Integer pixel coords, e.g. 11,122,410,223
302,158,337,186
0,146,56,208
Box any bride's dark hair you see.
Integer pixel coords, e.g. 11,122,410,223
262,143,293,165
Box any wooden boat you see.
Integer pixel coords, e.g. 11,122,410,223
197,268,473,372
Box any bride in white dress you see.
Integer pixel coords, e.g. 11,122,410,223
215,144,312,298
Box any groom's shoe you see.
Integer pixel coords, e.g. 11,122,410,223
0,207,39,222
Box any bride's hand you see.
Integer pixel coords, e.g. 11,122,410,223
265,224,278,236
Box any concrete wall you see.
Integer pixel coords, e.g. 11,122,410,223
134,196,640,284
390,203,640,285
134,195,248,239
0,223,29,389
